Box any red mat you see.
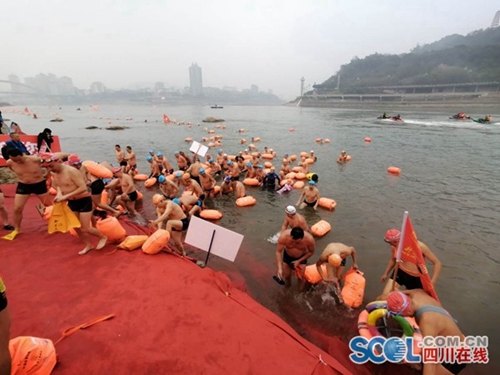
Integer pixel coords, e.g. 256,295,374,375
0,184,370,375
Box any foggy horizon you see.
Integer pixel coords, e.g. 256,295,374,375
2,0,498,100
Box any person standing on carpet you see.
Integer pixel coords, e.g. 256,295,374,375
0,274,11,375
43,153,107,255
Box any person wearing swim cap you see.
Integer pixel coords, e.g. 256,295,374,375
174,151,188,171
337,150,348,164
309,150,317,162
156,152,174,175
219,176,233,196
275,227,316,291
379,228,442,300
244,162,257,179
386,290,467,375
114,145,127,169
279,158,291,180
185,158,204,185
254,164,265,183
0,273,11,374
281,205,309,233
180,174,204,204
2,149,70,240
315,243,358,291
297,180,320,210
157,175,179,199
110,167,139,217
146,155,160,179
46,154,108,255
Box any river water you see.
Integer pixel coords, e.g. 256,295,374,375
6,104,500,374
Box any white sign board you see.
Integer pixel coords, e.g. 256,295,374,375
185,216,243,262
189,141,208,158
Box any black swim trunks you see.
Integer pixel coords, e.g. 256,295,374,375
340,258,347,267
16,180,48,195
119,161,128,167
172,217,189,231
68,196,93,213
305,200,317,208
90,179,105,195
191,176,201,185
231,176,240,181
127,191,138,202
283,249,307,270
391,268,423,290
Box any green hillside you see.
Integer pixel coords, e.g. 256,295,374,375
315,27,500,94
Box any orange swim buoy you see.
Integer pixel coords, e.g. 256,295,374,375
96,217,127,243
293,180,304,189
82,161,113,179
236,196,256,207
243,178,260,186
318,197,337,210
388,166,401,175
240,139,247,144
142,229,170,255
311,219,331,237
137,191,143,200
289,155,297,162
295,172,306,180
134,174,149,181
117,235,149,251
324,139,331,143
9,336,57,375
200,209,223,220
305,158,315,165
304,264,327,285
264,161,273,169
101,189,109,205
285,172,296,179
144,177,157,188
341,268,366,308
364,137,372,142
261,153,274,160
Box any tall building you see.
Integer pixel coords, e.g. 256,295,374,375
8,74,21,93
189,63,203,96
90,82,106,94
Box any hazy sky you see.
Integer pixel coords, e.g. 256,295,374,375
2,0,498,99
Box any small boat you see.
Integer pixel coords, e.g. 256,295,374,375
472,116,492,124
449,113,470,120
377,116,404,124
211,105,223,109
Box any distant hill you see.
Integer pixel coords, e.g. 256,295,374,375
314,27,500,94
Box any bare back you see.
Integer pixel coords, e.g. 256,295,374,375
7,156,45,183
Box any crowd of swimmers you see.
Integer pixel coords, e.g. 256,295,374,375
0,130,469,374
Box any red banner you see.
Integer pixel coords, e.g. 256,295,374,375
0,135,61,167
397,212,440,302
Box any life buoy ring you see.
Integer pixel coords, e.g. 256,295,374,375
142,229,170,255
236,196,256,207
243,178,260,186
82,161,113,179
311,219,331,237
200,209,223,220
318,197,337,210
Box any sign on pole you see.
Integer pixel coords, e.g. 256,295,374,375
189,141,208,158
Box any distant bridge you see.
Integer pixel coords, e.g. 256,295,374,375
0,80,41,95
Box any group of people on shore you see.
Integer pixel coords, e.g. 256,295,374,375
0,126,468,374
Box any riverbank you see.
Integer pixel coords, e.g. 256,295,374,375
0,167,17,184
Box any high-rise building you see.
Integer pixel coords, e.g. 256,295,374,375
90,82,106,94
8,74,21,93
189,63,203,96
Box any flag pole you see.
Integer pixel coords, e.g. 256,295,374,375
391,211,408,292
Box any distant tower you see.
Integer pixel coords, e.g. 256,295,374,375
189,63,203,96
492,11,500,27
300,77,305,96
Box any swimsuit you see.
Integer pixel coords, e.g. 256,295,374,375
16,180,48,195
283,249,307,270
172,217,189,232
340,258,347,267
68,196,93,213
390,268,423,290
119,161,128,167
305,200,317,208
127,191,138,202
90,179,105,195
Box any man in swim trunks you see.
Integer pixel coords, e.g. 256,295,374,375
156,152,173,175
149,199,189,257
146,155,160,178
0,189,14,231
111,167,138,216
2,148,57,240
68,154,120,217
174,151,188,171
297,180,320,210
245,162,257,179
114,145,127,168
0,274,11,374
337,150,348,164
157,175,179,199
234,181,246,199
387,290,467,375
281,205,309,233
275,227,315,291
186,158,203,185
124,146,137,175
315,243,358,291
219,176,233,196
379,228,442,299
46,154,107,255
198,169,216,197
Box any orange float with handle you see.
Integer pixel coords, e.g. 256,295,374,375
295,172,306,180
261,153,274,160
236,196,256,207
364,137,372,142
318,197,337,210
289,155,297,161
304,264,327,285
96,217,127,243
100,189,109,205
293,180,304,189
82,160,113,179
200,209,223,220
144,177,157,188
311,220,331,237
142,229,171,255
9,336,57,375
264,161,273,168
305,158,315,164
388,166,401,175
133,174,149,181
285,172,296,179
117,235,149,251
243,178,260,186
136,191,143,200
341,268,366,308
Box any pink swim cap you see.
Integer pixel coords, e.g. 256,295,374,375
385,229,401,242
387,291,411,316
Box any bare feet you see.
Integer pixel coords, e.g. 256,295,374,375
96,236,108,250
79,245,93,255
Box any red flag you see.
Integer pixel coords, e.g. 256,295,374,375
396,212,440,302
163,114,171,124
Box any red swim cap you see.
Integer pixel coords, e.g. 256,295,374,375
387,291,411,316
68,154,81,165
385,229,401,242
